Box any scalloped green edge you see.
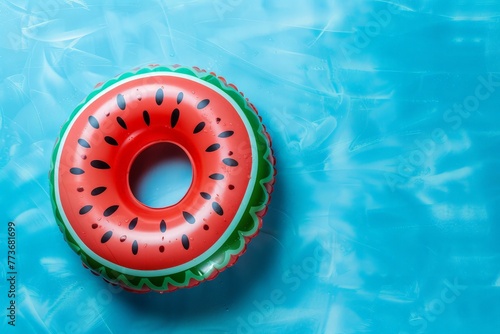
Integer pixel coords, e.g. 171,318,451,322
48,65,275,292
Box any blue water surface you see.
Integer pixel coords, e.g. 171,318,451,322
1,1,500,333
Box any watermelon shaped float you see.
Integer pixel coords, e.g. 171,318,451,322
49,65,276,292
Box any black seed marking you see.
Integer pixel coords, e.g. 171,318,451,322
200,192,211,200
117,94,126,110
129,217,138,230
183,211,196,224
212,202,224,216
197,99,210,109
155,88,164,105
143,110,150,126
193,122,205,134
206,143,220,152
78,138,91,148
103,205,119,217
181,234,189,250
218,131,234,138
91,223,98,229
171,108,180,128
79,205,93,215
116,116,127,129
101,231,112,243
160,219,166,233
91,186,107,196
88,116,99,129
70,167,85,175
223,158,239,167
104,136,118,146
209,173,224,180
159,245,165,253
177,92,183,104
203,224,209,231
91,160,110,169
132,240,138,255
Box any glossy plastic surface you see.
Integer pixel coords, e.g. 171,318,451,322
1,0,500,333
50,66,275,292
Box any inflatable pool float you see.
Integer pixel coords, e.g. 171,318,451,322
49,65,276,292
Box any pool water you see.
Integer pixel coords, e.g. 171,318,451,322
1,1,499,333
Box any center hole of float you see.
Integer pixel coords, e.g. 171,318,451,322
129,142,193,208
